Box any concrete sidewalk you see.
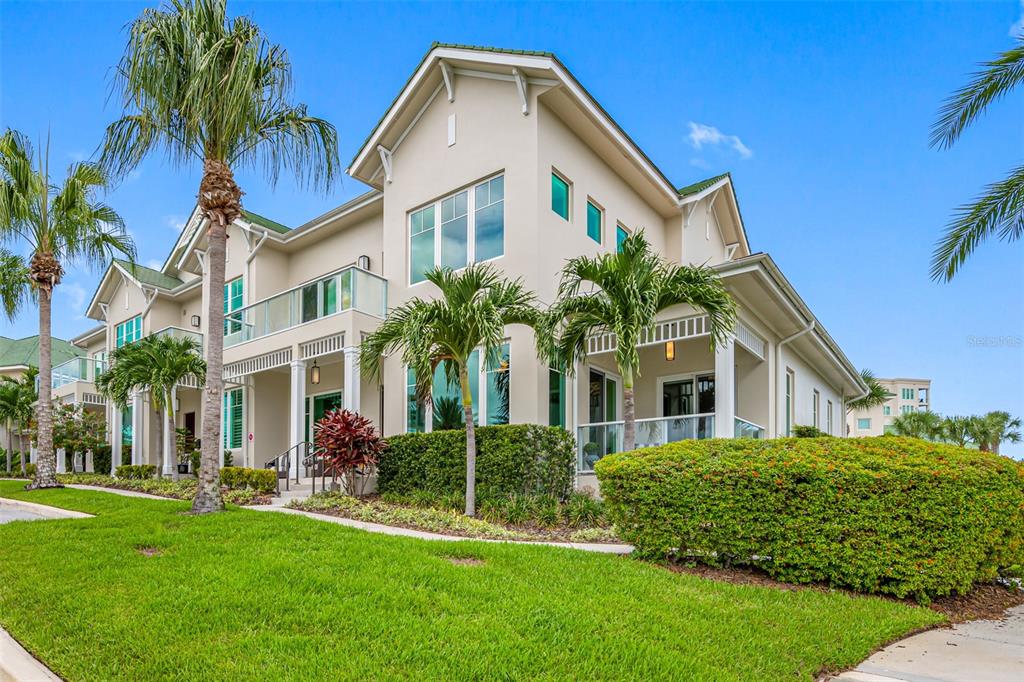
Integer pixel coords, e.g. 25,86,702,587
832,605,1024,682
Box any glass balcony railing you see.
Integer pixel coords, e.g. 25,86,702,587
152,325,204,350
577,413,715,472
51,357,107,390
734,416,766,439
224,266,387,348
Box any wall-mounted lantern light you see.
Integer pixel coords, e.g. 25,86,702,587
665,340,675,362
310,360,321,385
357,254,371,270
190,315,201,328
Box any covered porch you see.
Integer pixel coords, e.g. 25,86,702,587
576,314,769,473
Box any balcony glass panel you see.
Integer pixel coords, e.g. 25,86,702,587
224,266,387,347
734,417,766,439
51,357,108,389
577,413,714,472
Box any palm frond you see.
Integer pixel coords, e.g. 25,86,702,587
930,164,1024,282
931,38,1024,149
0,249,30,321
846,369,891,412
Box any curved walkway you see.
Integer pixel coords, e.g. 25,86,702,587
65,484,634,555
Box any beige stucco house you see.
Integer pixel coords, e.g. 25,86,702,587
847,378,932,437
50,43,867,485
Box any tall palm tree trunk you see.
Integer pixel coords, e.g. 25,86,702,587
167,389,178,482
5,426,12,475
622,368,636,453
460,366,477,517
18,426,26,476
31,287,58,488
194,216,226,512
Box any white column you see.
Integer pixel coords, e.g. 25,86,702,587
85,449,94,473
714,336,736,438
131,392,145,465
288,359,306,478
56,447,66,474
111,406,122,475
343,348,361,414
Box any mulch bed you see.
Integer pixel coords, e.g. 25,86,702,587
662,561,1023,622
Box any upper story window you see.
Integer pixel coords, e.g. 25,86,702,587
551,172,570,220
883,405,891,416
586,200,603,244
616,225,629,253
115,316,142,348
409,174,505,285
901,388,915,400
224,278,244,334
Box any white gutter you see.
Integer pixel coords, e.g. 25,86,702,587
776,320,815,436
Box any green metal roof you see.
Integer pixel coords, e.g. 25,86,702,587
242,209,290,234
429,42,555,58
0,335,83,369
678,173,731,197
114,259,184,290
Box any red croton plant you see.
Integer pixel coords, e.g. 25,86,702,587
313,409,386,496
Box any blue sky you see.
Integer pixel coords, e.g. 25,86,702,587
2,1,1022,452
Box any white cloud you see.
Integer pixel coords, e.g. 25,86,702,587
164,215,186,232
687,122,753,160
57,282,88,319
1012,1,1024,37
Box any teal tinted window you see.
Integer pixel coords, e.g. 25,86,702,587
551,173,569,220
548,368,565,427
432,351,479,427
224,278,243,334
223,388,243,449
410,205,435,284
406,368,425,433
586,201,602,243
616,226,628,253
858,418,871,430
474,176,504,261
116,316,142,348
485,343,510,425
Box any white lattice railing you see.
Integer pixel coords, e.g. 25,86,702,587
735,320,766,361
586,314,710,355
224,347,293,380
82,393,106,406
300,333,344,360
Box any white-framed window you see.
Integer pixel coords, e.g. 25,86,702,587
115,316,142,348
551,171,570,220
409,174,504,284
586,199,603,244
857,418,871,430
616,224,630,253
406,342,511,432
883,405,891,416
826,400,834,435
901,404,915,415
812,389,820,428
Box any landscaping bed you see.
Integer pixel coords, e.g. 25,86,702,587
287,491,620,543
0,481,943,681
55,473,272,506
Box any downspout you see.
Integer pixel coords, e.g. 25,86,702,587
775,320,815,436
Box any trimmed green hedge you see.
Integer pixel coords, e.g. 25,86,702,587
220,466,276,494
378,424,575,500
116,464,157,480
596,437,1024,601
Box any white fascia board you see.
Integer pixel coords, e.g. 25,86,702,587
678,177,732,206
282,191,383,244
84,263,121,320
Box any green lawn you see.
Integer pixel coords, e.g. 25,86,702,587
0,481,942,681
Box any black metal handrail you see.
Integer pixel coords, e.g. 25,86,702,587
264,441,310,494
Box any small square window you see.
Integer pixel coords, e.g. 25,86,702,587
586,201,602,243
551,172,569,220
857,418,871,430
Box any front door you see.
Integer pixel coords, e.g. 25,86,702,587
306,391,343,443
663,379,695,442
696,374,715,438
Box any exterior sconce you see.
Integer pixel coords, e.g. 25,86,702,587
190,315,201,328
357,254,371,270
310,360,321,385
665,341,675,361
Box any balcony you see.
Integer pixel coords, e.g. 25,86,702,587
51,357,107,390
152,325,203,348
576,413,766,472
224,266,387,348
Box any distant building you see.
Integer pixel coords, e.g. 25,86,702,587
847,378,932,436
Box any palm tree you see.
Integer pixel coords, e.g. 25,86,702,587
930,37,1024,281
846,369,892,413
97,335,205,479
545,230,736,453
4,367,38,473
0,131,133,489
100,0,339,513
889,410,944,441
0,381,19,475
967,411,1022,454
360,264,540,516
941,415,975,448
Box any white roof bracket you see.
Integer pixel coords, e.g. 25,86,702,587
705,189,721,240
439,60,455,102
725,242,739,261
377,145,394,183
512,67,529,115
98,302,108,321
